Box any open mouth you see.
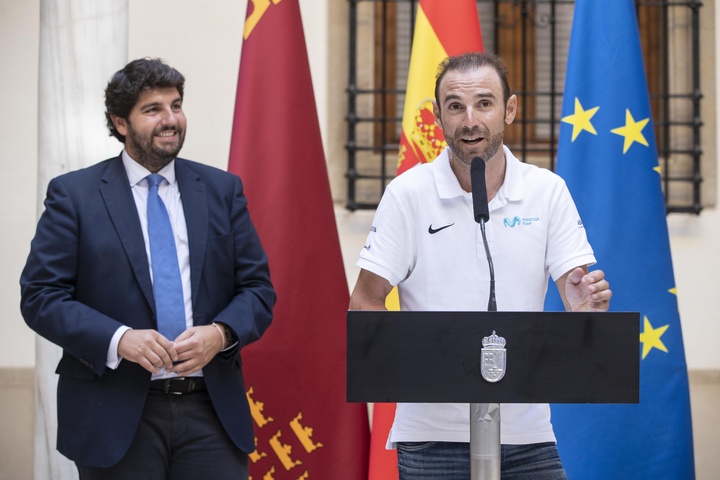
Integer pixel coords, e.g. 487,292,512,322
461,136,483,145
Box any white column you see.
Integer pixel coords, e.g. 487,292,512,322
36,1,127,478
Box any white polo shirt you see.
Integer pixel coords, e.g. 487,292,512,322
357,146,596,446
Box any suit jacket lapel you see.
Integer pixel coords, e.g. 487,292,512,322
99,156,155,311
175,159,208,313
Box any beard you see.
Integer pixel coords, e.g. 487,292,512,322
125,124,185,172
445,126,504,166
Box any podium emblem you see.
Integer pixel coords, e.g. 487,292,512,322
481,331,507,383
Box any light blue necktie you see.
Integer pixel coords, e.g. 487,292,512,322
146,173,185,341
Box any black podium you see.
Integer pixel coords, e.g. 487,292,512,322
347,310,640,478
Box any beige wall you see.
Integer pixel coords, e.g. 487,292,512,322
0,0,41,368
1,0,718,478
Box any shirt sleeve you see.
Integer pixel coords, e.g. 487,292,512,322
106,325,132,369
356,185,415,286
545,178,596,281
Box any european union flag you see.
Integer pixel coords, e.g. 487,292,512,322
545,1,696,478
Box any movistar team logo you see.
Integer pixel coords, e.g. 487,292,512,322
504,217,520,227
504,216,540,227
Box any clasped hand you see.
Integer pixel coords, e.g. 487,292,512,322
117,325,224,375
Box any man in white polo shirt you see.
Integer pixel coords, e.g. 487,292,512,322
349,52,612,479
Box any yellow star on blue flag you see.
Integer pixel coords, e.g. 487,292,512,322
562,98,599,141
544,1,695,478
611,109,650,153
639,316,669,359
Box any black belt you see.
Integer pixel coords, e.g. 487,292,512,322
149,377,206,395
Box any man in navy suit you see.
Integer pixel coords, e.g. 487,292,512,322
20,58,275,479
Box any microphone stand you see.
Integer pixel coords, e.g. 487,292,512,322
470,216,500,480
478,219,497,312
470,158,500,480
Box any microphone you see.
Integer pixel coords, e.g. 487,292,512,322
471,157,490,223
470,157,497,311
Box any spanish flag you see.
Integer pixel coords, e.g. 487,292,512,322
229,1,370,478
396,0,484,175
369,3,485,479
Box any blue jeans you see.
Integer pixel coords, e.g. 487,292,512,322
397,441,567,480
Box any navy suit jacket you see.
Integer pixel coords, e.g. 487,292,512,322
20,155,275,467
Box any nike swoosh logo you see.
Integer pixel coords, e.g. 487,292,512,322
428,223,455,234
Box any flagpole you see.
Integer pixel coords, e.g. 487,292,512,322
470,403,501,479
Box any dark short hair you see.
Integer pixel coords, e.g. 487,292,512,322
104,58,185,143
434,52,511,110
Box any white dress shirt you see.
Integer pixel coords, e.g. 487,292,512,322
106,152,194,379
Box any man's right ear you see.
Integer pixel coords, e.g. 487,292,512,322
110,115,128,137
433,101,443,129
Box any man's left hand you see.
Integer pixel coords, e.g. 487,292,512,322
564,267,612,312
167,325,225,376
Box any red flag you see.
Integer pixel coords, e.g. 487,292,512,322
367,403,398,480
369,2,485,479
229,1,370,478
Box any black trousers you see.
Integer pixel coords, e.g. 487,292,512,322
77,389,248,480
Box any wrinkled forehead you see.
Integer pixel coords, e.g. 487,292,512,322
438,66,504,102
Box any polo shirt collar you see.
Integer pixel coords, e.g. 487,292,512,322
434,147,466,199
497,145,524,203
433,145,525,203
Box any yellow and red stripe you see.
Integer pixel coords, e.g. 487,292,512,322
396,0,484,174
